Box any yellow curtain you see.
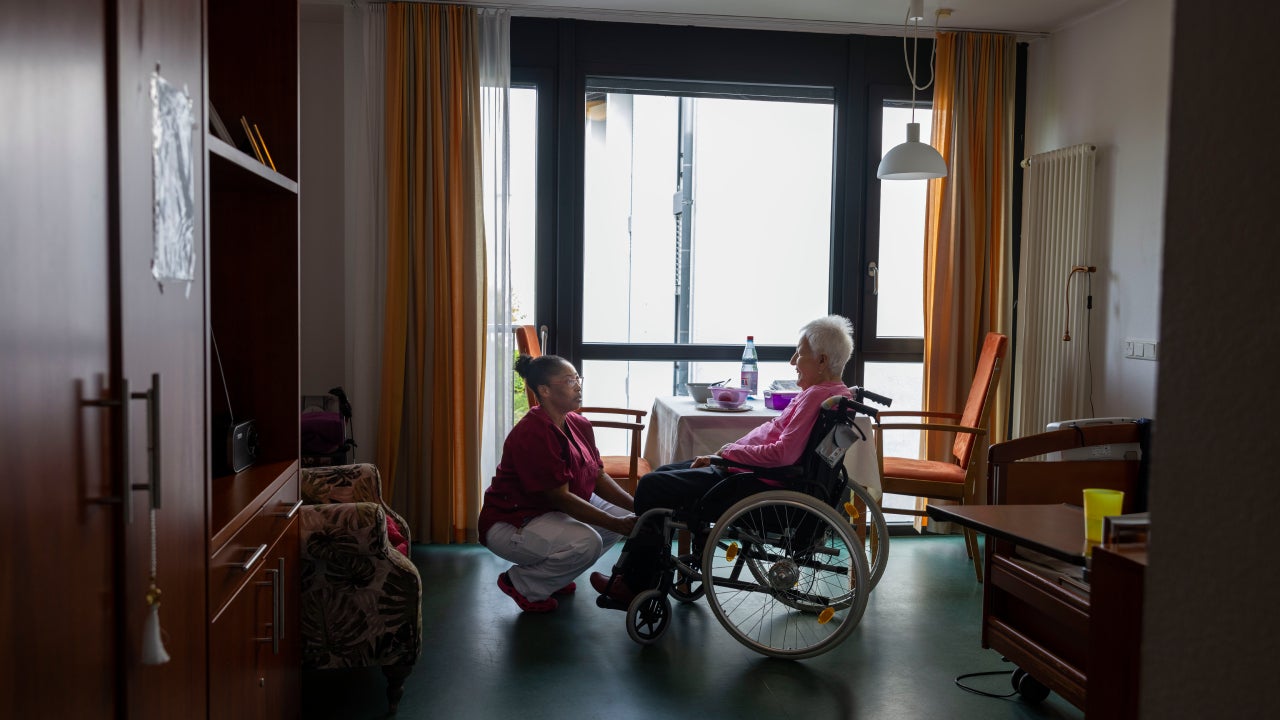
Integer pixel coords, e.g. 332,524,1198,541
380,3,485,544
922,32,1015,486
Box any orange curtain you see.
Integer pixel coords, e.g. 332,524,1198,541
380,3,485,544
922,32,1015,476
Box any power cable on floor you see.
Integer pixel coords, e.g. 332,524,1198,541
954,657,1018,699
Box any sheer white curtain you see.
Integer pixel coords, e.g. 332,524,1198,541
478,8,513,489
346,1,386,464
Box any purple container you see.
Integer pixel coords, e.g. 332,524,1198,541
765,391,798,410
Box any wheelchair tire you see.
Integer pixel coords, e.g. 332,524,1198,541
845,480,890,591
626,590,672,645
701,491,870,659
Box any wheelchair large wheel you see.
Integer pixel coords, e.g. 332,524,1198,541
626,590,672,645
701,491,870,659
844,481,890,591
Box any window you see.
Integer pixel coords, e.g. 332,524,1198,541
510,84,539,421
580,79,836,411
864,99,932,519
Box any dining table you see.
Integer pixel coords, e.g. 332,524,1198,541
641,394,881,493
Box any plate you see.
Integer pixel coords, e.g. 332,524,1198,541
697,402,751,413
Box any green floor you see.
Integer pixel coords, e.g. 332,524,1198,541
302,534,1083,720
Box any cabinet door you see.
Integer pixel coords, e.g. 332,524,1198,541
209,519,299,720
113,0,208,716
0,2,117,717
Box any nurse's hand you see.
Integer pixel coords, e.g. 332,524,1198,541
611,514,638,536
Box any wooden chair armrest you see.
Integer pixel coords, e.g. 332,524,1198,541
876,410,963,420
587,420,645,433
579,406,647,420
874,422,985,436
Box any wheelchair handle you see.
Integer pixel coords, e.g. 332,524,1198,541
843,399,880,420
854,387,893,407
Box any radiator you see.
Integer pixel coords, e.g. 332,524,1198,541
1012,143,1096,439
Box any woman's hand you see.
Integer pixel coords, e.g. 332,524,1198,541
690,455,720,469
611,513,638,536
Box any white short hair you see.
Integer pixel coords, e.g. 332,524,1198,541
799,315,854,373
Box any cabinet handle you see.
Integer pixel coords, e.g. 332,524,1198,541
274,557,284,653
83,374,161,524
277,499,304,519
239,543,268,572
254,564,281,654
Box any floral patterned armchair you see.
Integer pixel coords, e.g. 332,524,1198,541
299,463,422,713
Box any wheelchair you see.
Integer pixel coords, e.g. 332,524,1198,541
598,390,892,660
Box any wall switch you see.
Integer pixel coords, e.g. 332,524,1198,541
1125,338,1158,361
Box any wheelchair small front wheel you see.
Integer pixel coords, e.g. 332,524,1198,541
626,590,672,645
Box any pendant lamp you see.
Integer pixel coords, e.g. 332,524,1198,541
877,0,948,180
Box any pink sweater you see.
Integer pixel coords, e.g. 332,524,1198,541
719,380,851,468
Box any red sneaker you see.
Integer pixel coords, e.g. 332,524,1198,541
552,582,576,596
589,572,636,605
498,573,558,613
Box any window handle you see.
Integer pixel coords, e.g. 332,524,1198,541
868,261,879,296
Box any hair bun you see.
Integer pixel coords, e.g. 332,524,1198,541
513,353,534,376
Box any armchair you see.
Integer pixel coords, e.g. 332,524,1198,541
874,332,1008,582
299,463,422,713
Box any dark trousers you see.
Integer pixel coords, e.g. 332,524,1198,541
634,460,727,516
620,461,771,591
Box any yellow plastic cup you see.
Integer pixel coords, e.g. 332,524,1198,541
1082,488,1125,543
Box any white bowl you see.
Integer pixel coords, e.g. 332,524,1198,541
686,382,718,403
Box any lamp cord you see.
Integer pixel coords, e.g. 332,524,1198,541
900,8,939,125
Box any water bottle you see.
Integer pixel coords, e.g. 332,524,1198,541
740,336,759,398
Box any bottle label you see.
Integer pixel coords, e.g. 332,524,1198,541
741,369,758,396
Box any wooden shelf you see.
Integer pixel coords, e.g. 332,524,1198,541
208,134,298,193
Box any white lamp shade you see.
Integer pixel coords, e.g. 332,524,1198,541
877,122,947,180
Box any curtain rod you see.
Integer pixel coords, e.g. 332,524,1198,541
353,1,1049,40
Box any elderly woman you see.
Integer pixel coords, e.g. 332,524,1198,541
591,314,855,604
480,354,638,613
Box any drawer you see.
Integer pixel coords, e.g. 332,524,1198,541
210,472,301,615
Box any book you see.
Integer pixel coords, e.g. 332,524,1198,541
252,123,276,172
239,115,264,163
208,103,234,145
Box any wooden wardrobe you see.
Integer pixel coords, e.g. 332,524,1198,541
1,1,301,717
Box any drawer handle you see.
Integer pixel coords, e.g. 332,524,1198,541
238,543,268,572
278,499,304,519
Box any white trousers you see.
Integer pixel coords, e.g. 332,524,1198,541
484,495,629,601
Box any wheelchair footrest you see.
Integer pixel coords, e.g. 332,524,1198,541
595,595,630,612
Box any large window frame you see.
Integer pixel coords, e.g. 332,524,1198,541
511,19,933,386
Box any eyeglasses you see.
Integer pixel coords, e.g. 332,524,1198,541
552,374,584,388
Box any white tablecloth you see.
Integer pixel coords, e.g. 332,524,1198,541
641,395,880,493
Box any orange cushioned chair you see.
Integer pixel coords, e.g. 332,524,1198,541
515,325,652,494
874,332,1008,582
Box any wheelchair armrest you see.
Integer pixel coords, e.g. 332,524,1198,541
707,456,804,480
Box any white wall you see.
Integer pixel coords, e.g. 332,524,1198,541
299,3,347,396
1025,0,1173,420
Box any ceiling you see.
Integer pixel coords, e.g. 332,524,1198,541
462,0,1122,37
